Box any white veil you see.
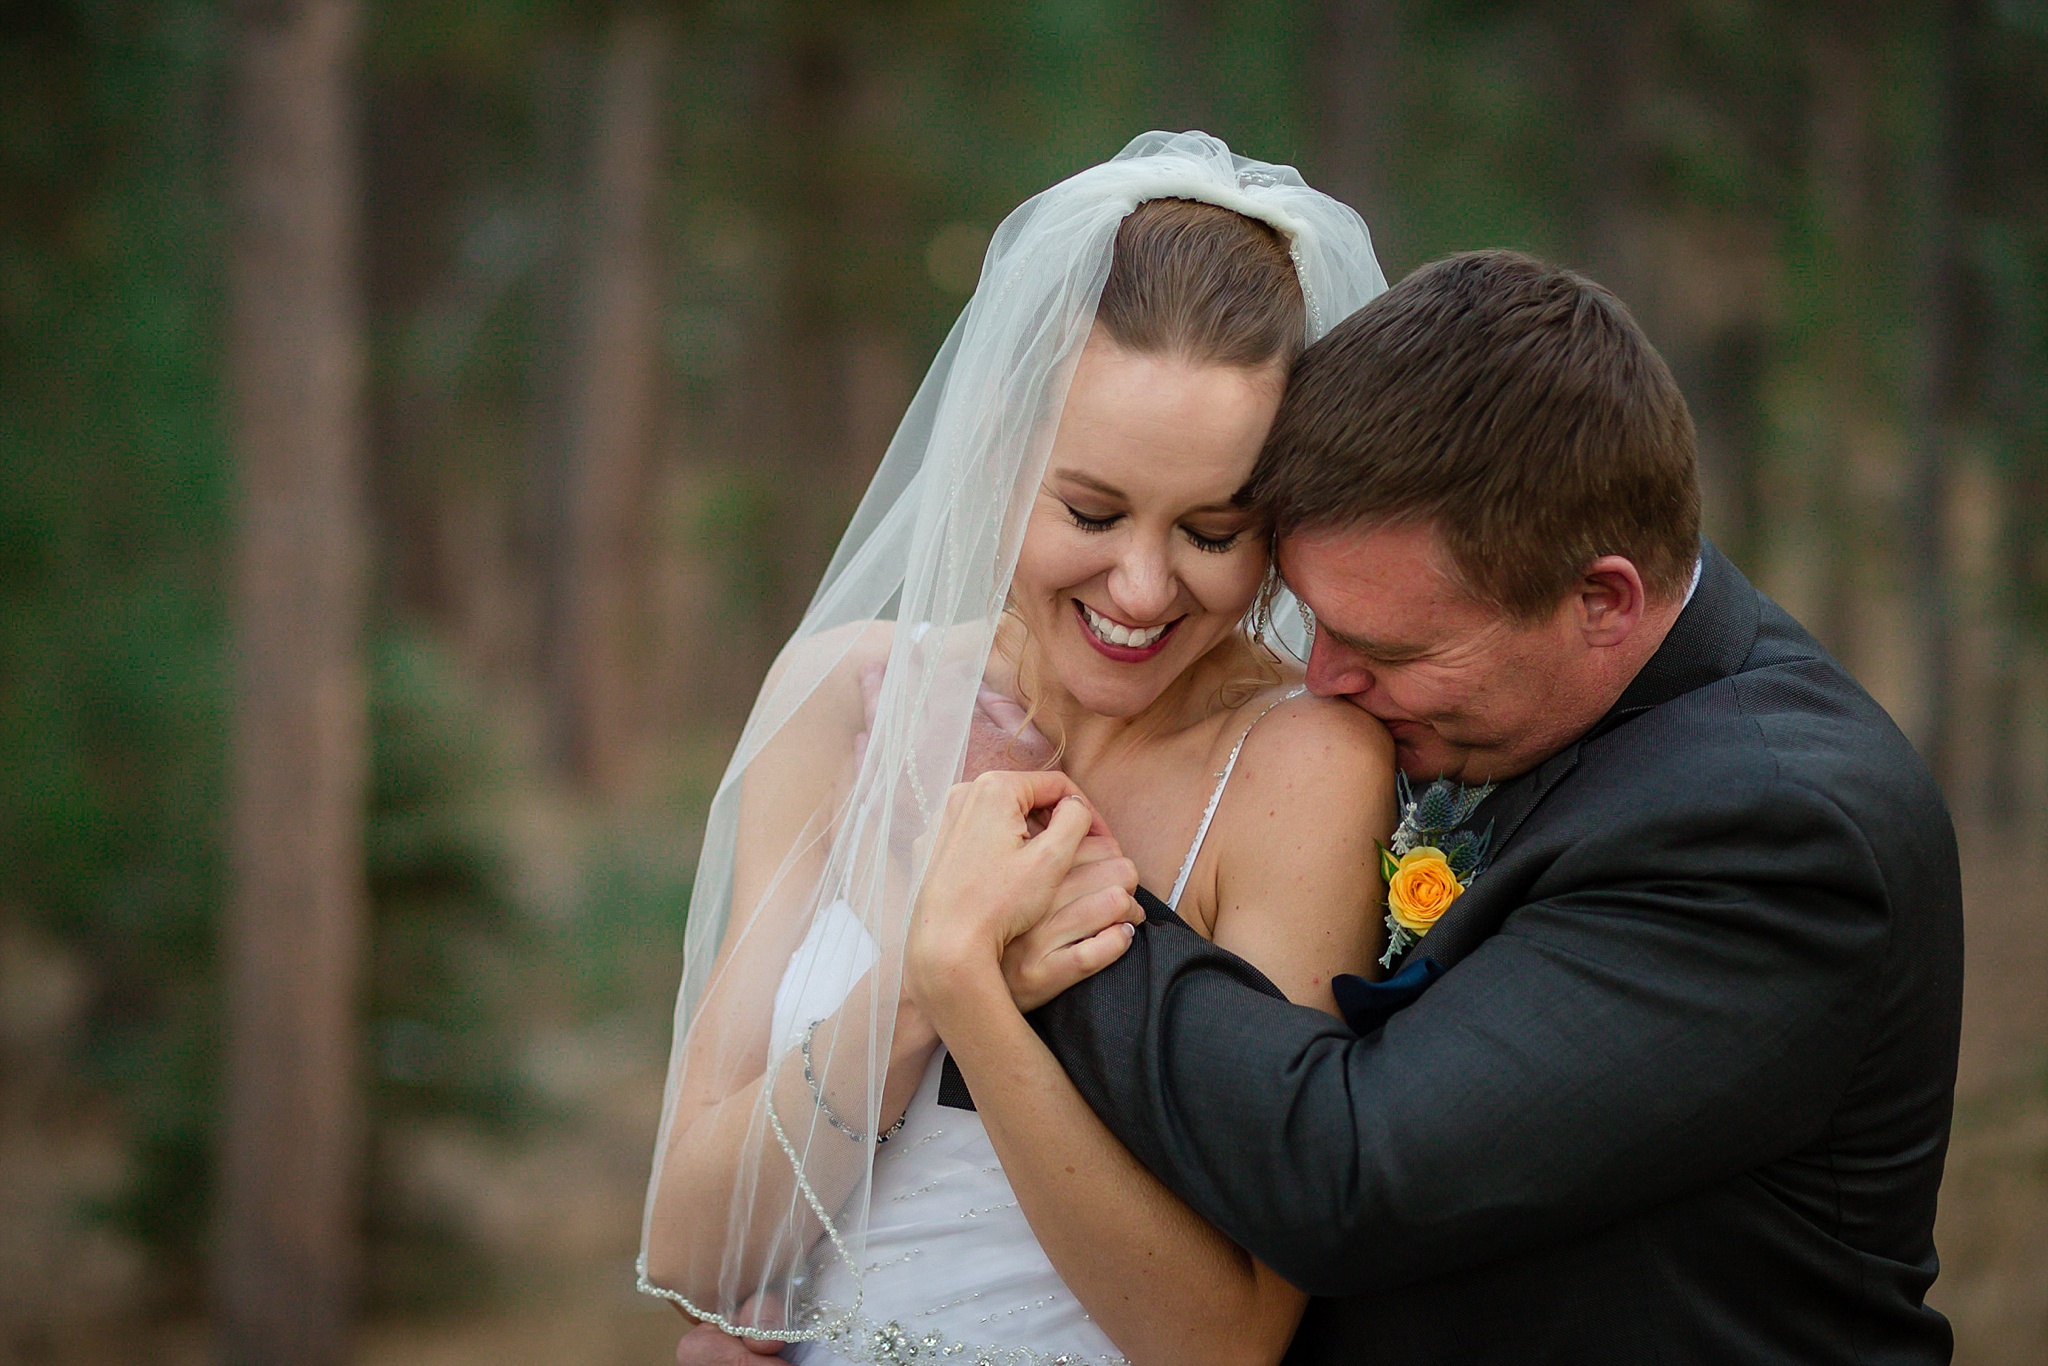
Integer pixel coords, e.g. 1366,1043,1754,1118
638,131,1386,1339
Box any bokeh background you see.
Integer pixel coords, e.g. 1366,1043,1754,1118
3,1,2045,1362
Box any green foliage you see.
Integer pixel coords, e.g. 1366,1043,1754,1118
366,631,534,1133
0,0,227,1275
362,629,546,1310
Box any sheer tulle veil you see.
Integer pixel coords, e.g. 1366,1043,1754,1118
638,131,1386,1337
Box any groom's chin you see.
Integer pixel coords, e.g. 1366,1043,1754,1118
1392,738,1475,785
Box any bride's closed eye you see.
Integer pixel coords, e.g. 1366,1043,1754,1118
1062,501,1244,554
1181,525,1243,554
1063,503,1121,533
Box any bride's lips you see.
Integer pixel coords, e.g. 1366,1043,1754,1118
1073,599,1180,663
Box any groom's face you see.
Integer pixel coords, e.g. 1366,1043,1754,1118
1279,522,1599,784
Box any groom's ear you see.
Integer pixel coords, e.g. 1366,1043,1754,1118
1574,555,1647,648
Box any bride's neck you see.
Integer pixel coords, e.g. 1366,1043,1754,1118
994,617,1246,776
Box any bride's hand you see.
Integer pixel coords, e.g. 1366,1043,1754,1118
999,834,1141,1011
904,771,1115,1021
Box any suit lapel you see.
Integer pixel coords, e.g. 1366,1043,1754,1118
1410,744,1579,969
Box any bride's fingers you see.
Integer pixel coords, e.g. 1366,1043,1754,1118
1031,884,1141,962
1049,920,1138,986
1065,833,1129,869
1047,861,1140,924
1029,793,1102,877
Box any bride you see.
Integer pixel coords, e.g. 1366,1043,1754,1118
641,133,1395,1366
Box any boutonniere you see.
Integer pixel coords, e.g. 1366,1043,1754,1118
1378,773,1495,968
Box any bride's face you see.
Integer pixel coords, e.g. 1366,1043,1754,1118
1011,332,1282,719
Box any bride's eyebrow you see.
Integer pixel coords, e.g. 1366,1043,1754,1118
1048,470,1125,501
1048,469,1245,517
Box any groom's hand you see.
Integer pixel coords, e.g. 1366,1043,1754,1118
961,682,1057,780
905,771,1135,1022
856,662,1059,784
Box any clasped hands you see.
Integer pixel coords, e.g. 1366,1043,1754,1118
906,770,1142,1022
852,661,1143,1024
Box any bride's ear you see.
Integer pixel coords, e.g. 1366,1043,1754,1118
1575,556,1647,648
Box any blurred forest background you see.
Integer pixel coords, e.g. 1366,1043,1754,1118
2,0,2045,1363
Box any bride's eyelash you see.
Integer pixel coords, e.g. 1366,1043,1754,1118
1064,504,1119,532
1062,499,1240,552
1184,527,1242,554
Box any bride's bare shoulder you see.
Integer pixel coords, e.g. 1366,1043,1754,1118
1248,689,1394,777
1217,689,1397,844
1198,690,1397,1001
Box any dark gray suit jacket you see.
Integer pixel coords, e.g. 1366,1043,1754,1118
1034,544,1963,1364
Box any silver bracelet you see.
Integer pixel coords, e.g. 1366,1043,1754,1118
801,1019,907,1146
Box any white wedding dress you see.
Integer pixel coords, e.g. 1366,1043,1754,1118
770,693,1298,1366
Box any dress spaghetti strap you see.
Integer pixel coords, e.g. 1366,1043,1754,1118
1166,686,1308,911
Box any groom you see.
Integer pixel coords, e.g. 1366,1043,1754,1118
679,250,1963,1364
911,251,1963,1364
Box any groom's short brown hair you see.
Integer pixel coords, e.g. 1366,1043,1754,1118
1247,250,1701,618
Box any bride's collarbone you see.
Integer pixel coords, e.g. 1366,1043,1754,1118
1066,702,1283,931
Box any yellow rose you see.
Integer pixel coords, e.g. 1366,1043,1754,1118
1387,846,1465,935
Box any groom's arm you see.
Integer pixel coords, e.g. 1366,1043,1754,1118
1032,774,1904,1296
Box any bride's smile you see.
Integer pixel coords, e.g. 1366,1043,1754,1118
1006,330,1282,725
1074,599,1178,657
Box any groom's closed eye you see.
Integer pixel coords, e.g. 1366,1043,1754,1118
1325,628,1431,665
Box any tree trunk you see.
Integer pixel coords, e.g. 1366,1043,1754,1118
1904,0,1967,788
1562,0,1658,301
758,19,853,644
1157,0,1213,132
1314,0,1401,266
549,12,669,794
1802,6,1879,682
216,2,369,1363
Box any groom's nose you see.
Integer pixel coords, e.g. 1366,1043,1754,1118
1305,635,1374,701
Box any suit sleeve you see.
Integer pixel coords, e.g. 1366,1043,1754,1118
1030,775,1892,1297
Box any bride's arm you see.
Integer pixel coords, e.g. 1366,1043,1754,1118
914,698,1394,1366
644,624,942,1302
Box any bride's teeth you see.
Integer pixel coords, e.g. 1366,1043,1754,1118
1081,603,1168,650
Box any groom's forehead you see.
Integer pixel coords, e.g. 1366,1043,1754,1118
1279,522,1468,601
1279,522,1493,637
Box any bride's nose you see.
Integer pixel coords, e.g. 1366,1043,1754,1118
1105,537,1178,622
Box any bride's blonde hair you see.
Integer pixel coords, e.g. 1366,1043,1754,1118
999,196,1302,760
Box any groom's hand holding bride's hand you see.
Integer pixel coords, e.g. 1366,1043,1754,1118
905,771,1142,1025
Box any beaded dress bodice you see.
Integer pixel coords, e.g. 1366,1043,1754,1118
786,1049,1127,1366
